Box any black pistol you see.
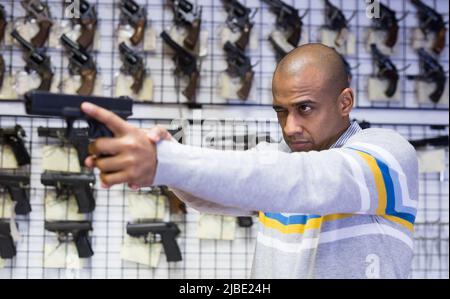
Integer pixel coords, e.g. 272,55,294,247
371,2,400,48
126,221,182,262
45,220,94,258
168,0,203,51
0,170,31,215
160,31,199,105
119,42,146,95
407,48,446,104
323,0,354,47
120,0,147,46
20,0,53,48
66,0,98,50
411,0,447,55
60,34,97,96
222,0,257,51
263,0,308,48
24,90,133,138
40,170,96,214
0,125,31,166
224,41,254,101
11,30,54,92
0,219,17,259
370,44,399,98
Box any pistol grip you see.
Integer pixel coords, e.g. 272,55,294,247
161,233,182,262
430,79,445,103
385,26,399,48
384,73,399,98
184,19,201,51
77,23,97,50
130,20,146,46
8,139,31,166
167,193,187,215
0,235,16,259
237,71,254,101
73,185,95,214
182,70,199,104
235,23,253,51
31,20,52,48
75,141,90,167
75,235,94,258
38,70,54,92
131,69,146,94
287,25,301,47
10,186,31,215
78,69,97,96
433,28,447,55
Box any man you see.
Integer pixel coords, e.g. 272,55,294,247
82,44,418,279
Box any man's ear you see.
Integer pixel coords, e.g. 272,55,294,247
338,88,354,116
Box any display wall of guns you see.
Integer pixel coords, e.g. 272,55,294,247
411,0,447,55
370,44,399,98
0,219,17,259
222,0,257,51
38,127,89,168
223,41,254,101
0,170,31,215
24,91,133,139
323,0,356,47
119,42,146,94
0,125,31,166
409,136,449,148
64,0,98,50
371,2,405,49
41,171,96,214
168,0,202,51
0,4,7,45
407,48,447,104
160,31,199,105
119,0,147,46
11,30,54,92
60,34,97,96
45,220,94,258
20,0,53,48
126,221,182,262
263,0,308,48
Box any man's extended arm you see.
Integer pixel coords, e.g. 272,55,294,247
153,130,418,218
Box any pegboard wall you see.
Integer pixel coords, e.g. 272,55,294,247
0,116,448,279
0,0,449,279
0,0,448,108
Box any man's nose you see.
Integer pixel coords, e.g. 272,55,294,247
284,113,304,136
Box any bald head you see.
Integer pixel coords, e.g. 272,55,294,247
274,44,349,98
272,43,354,153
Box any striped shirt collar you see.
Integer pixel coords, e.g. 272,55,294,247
279,121,362,152
330,121,362,149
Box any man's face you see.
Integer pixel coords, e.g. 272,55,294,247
273,67,348,152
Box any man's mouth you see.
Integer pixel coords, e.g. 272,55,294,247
289,140,312,151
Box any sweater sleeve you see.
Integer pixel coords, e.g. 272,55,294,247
171,188,255,216
153,129,418,224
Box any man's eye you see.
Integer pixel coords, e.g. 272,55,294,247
274,108,286,113
298,105,312,113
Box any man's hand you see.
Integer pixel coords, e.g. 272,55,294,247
82,102,158,189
